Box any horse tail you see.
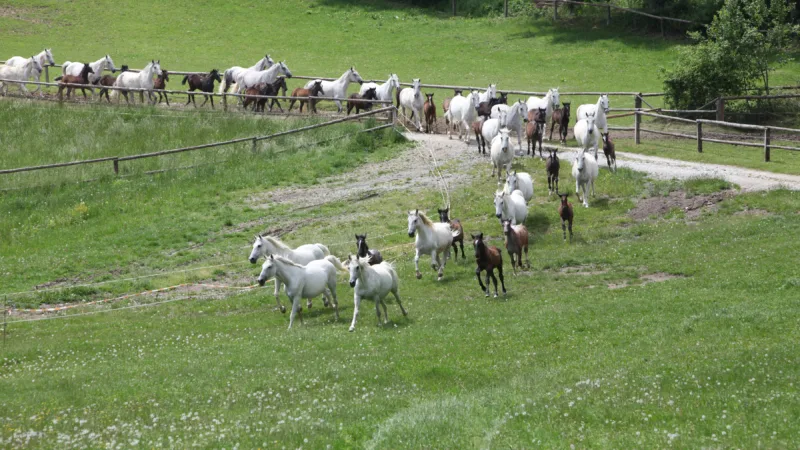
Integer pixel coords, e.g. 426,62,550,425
60,62,70,77
316,243,331,256
395,87,401,108
325,255,347,272
54,76,63,82
451,228,462,238
181,75,189,86
218,72,229,94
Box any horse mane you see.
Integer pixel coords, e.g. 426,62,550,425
417,211,434,227
271,254,306,268
262,236,292,252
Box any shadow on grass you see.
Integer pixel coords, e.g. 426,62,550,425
315,0,447,17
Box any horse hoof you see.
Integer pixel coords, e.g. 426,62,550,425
280,306,286,314
493,293,498,298
415,272,422,280
349,327,355,332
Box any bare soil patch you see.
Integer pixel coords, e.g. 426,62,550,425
608,272,686,290
628,190,734,221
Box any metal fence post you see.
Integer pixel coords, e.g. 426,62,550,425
716,98,725,121
764,128,771,162
696,121,703,153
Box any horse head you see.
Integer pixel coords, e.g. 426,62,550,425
30,56,43,73
498,92,508,104
407,209,421,237
437,207,450,223
349,67,363,85
105,55,117,73
550,88,560,108
257,255,276,286
425,92,434,104
310,80,324,96
471,232,485,258
493,192,505,218
45,48,55,66
600,94,609,113
249,235,265,263
279,61,293,78
364,87,378,100
575,150,586,171
506,170,518,191
502,219,513,235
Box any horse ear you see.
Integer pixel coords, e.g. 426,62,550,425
415,209,418,215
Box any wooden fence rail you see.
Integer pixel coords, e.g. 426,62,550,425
633,111,800,162
541,0,698,37
0,106,396,175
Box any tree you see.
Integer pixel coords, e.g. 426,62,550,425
661,0,798,109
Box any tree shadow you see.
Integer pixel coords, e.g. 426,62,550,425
526,210,551,234
315,0,448,17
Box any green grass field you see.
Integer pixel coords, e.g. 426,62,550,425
2,0,800,447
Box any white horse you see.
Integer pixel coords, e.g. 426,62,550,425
408,210,456,281
0,57,42,96
219,54,273,94
574,112,600,159
480,109,507,151
257,255,346,329
63,55,117,92
240,61,293,92
303,67,363,113
112,60,160,104
526,88,560,139
478,83,497,103
572,150,599,208
577,94,609,134
248,235,330,311
398,78,424,131
445,90,480,142
6,48,55,95
504,170,533,203
494,190,528,225
346,255,407,332
490,128,513,180
359,73,400,103
490,100,529,151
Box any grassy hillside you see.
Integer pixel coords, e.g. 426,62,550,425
3,0,798,95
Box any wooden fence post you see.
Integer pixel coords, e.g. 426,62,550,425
45,66,49,83
660,18,665,38
716,98,725,121
554,0,558,20
606,3,611,25
390,106,397,126
452,0,456,16
634,94,642,144
113,158,119,174
696,121,703,153
252,138,257,153
504,0,509,17
223,93,228,112
764,128,771,162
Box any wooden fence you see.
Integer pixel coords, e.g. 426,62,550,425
541,0,699,37
632,110,800,162
0,106,396,176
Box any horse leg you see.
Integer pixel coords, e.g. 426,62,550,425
476,267,488,296
164,92,170,106
568,218,573,241
200,94,209,108
459,240,466,260
210,95,215,110
186,91,193,106
335,99,343,113
430,250,439,271
329,282,339,320
561,218,567,241
524,246,530,269
414,249,422,280
509,253,517,275
375,297,382,326
380,298,389,325
391,288,407,316
274,281,286,313
415,107,422,132
489,269,499,298
349,293,361,332
485,271,494,298
497,265,507,295
576,179,582,204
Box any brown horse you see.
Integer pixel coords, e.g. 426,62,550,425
545,148,560,195
288,80,324,113
471,118,486,154
437,207,465,260
558,193,574,242
243,77,288,113
526,107,547,157
502,220,529,273
472,233,506,297
601,132,617,172
476,92,507,119
423,93,437,133
346,87,377,115
549,102,571,143
94,64,129,103
181,69,222,108
153,70,169,105
55,63,93,100
355,234,383,265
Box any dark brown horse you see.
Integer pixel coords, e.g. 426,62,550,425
558,193,574,242
438,207,465,260
55,63,93,100
346,87,377,115
526,107,547,158
472,233,506,297
153,70,169,105
423,93,437,133
471,118,486,154
502,220,529,273
355,234,383,265
545,148,560,195
549,102,570,143
476,92,507,119
601,132,617,172
94,64,129,103
182,69,222,108
243,77,288,113
288,80,324,113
